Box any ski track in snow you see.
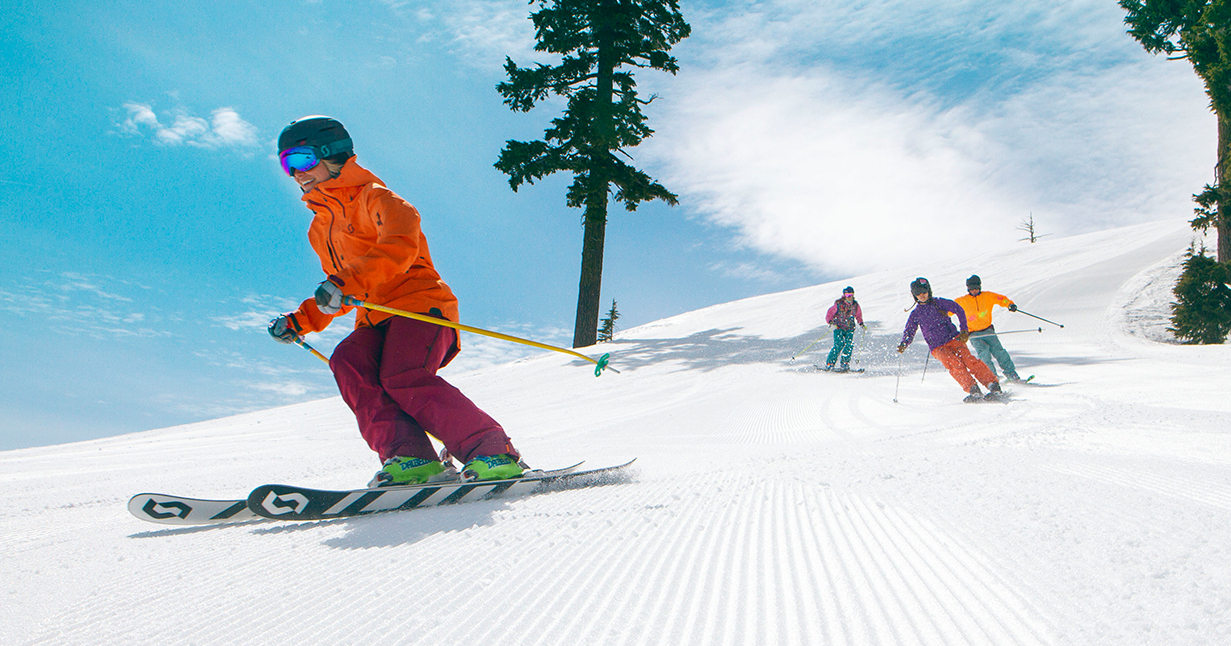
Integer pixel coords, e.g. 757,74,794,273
6,221,1231,645
1044,462,1231,511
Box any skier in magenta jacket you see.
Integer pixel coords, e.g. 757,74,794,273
823,286,866,371
897,277,1003,402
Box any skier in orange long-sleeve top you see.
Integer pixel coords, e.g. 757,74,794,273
266,116,523,487
953,275,1022,383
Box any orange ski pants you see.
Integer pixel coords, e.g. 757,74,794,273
930,338,998,392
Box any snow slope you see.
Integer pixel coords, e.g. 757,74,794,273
5,220,1230,645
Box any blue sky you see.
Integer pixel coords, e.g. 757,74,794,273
0,0,1213,450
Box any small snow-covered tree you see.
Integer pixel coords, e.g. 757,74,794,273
1169,244,1231,343
597,299,620,342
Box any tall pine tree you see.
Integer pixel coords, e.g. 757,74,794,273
496,0,690,348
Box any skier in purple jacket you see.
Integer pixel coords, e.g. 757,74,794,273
898,277,1003,402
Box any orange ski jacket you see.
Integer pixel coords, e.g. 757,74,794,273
953,291,1014,333
285,158,459,335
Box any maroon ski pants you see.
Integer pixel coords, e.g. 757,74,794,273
330,316,517,464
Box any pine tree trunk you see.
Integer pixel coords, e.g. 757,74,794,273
572,1,617,349
573,200,607,348
1218,111,1231,263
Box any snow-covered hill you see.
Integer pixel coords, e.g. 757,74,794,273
5,219,1230,645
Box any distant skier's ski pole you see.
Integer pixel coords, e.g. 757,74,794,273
790,331,829,361
968,327,1043,338
1014,309,1064,328
893,353,903,403
852,327,867,367
921,352,930,382
294,336,330,364
341,296,618,376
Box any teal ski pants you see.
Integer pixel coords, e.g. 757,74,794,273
826,328,854,368
968,332,1019,380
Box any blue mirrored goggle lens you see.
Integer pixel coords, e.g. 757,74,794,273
279,147,320,175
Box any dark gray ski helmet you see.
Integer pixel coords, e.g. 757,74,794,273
966,274,982,290
910,277,932,298
278,116,354,160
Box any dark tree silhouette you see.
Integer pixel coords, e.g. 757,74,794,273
496,0,690,347
1121,0,1231,262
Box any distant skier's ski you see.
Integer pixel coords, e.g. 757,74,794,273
246,460,635,522
128,493,257,526
962,390,1012,404
815,365,865,373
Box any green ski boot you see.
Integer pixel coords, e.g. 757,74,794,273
462,454,524,481
368,457,451,488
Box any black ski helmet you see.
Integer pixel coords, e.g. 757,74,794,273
910,277,932,298
843,286,854,295
966,274,982,290
278,116,354,161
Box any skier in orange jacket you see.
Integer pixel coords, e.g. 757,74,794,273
267,116,522,487
953,275,1022,382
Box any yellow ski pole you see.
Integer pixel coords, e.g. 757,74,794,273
294,336,331,364
790,329,830,362
341,296,618,376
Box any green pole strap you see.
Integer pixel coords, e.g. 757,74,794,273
342,296,619,377
594,353,611,377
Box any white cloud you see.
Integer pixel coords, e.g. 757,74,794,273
638,0,1216,277
120,103,259,149
3,272,172,339
119,103,160,133
380,0,539,72
205,108,260,147
440,0,538,69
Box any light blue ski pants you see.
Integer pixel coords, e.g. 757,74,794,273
968,331,1019,380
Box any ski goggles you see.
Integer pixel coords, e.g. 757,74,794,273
279,146,322,176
